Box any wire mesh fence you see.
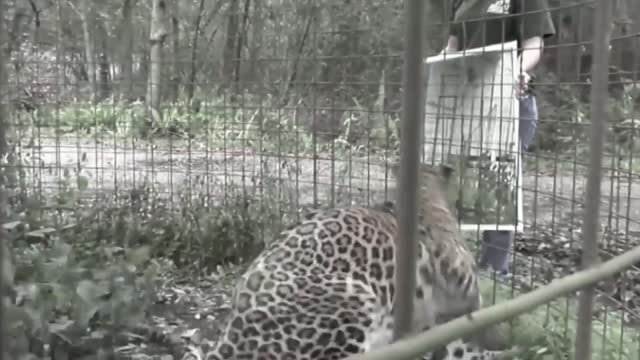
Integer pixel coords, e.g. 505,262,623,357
1,0,640,359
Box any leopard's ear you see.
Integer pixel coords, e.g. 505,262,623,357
439,163,455,181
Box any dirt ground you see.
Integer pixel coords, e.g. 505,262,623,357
17,131,640,231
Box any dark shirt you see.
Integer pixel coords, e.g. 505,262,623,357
449,0,556,52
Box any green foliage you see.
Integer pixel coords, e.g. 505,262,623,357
536,72,640,154
536,72,589,152
84,190,279,271
608,84,640,151
14,95,328,154
1,151,297,358
4,233,159,359
10,91,403,160
480,278,639,360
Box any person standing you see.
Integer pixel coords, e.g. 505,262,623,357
441,0,556,273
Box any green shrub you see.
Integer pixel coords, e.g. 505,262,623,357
4,234,159,359
1,156,296,358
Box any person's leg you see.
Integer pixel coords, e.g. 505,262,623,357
479,230,514,274
480,95,539,274
518,94,539,152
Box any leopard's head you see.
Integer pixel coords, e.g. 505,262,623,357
389,161,455,194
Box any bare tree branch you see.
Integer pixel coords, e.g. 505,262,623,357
279,1,313,107
65,0,81,18
187,0,206,100
201,0,226,35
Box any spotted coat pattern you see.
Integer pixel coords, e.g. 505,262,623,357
202,164,500,360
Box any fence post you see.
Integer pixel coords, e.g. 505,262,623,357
393,0,427,341
0,0,8,355
574,0,612,359
0,0,7,157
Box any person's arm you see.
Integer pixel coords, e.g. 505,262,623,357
442,1,462,53
444,35,459,52
514,0,555,95
519,35,544,73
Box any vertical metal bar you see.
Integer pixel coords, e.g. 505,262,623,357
393,0,426,341
574,0,612,359
0,0,6,356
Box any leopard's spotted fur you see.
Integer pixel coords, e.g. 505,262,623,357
201,163,501,360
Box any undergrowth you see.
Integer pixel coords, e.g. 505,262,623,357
2,158,296,359
479,277,639,360
12,94,400,155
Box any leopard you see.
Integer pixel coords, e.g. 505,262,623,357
196,162,506,360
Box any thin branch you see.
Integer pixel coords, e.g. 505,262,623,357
202,0,226,31
279,1,313,107
66,0,82,18
187,0,206,100
345,244,640,360
232,0,251,85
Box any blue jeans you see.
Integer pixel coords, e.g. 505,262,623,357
519,95,538,152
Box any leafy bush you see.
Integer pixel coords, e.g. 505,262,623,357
11,91,401,159
1,147,297,359
536,71,640,154
4,233,160,359
74,191,282,272
12,95,321,154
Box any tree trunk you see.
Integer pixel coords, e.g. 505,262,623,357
118,0,135,101
71,0,97,101
232,0,251,90
247,0,263,84
187,0,206,100
0,0,7,351
222,0,239,86
8,2,28,57
6,2,29,77
27,0,40,44
146,0,168,135
0,0,8,157
280,7,312,107
169,0,180,101
94,19,112,101
139,53,149,98
56,0,64,94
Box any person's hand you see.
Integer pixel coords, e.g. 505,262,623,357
514,71,531,98
440,47,458,56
